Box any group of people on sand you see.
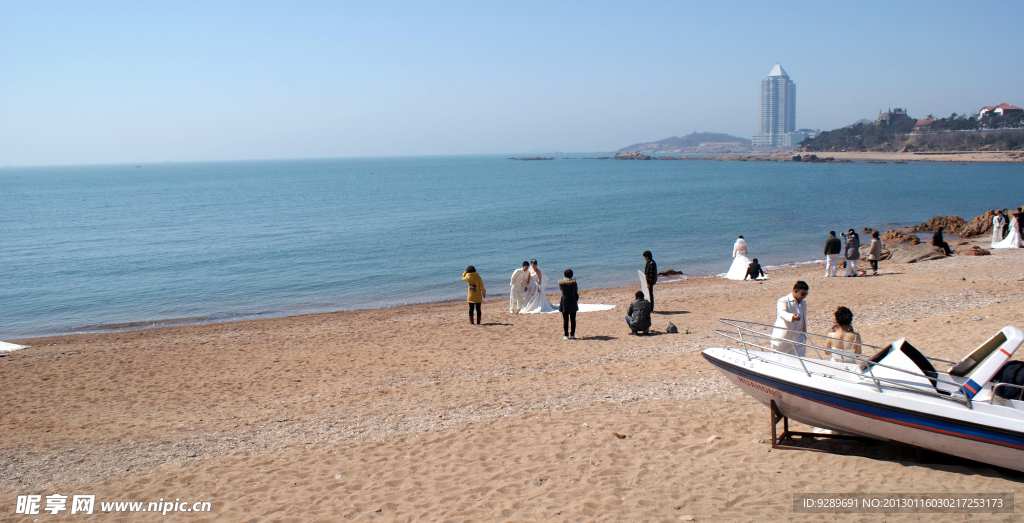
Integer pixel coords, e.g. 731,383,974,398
462,251,660,339
823,229,883,277
992,209,1024,249
770,280,863,362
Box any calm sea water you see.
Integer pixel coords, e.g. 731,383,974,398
2,156,1022,338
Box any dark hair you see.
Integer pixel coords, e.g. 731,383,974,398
829,231,836,236
872,230,879,238
834,306,853,326
752,258,758,264
635,290,645,299
564,269,573,278
793,280,809,292
531,259,538,265
738,235,744,239
522,261,529,267
465,266,476,273
642,250,652,258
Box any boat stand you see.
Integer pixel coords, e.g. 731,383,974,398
769,400,881,452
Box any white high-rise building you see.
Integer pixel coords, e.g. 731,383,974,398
752,64,797,147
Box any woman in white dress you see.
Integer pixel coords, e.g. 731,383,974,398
725,236,752,280
520,259,558,313
992,213,1022,249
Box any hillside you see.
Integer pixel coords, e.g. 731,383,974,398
619,132,752,152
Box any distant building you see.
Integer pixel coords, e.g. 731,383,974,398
913,119,936,133
876,108,908,126
979,103,1023,118
752,64,797,147
784,128,820,146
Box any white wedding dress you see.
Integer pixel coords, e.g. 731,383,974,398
725,239,751,280
519,270,558,313
993,216,1022,249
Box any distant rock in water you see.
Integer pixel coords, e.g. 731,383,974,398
614,152,652,160
658,269,683,277
509,157,554,161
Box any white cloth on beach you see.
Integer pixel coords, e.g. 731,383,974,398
993,216,1022,249
0,341,27,352
520,269,557,313
770,293,807,357
725,238,750,280
510,268,529,313
992,215,1006,245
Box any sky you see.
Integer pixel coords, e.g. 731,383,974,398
2,1,1023,165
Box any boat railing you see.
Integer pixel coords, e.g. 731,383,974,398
715,319,974,409
991,383,1024,403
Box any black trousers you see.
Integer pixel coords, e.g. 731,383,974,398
869,260,878,272
935,241,952,256
647,284,654,310
562,311,576,336
468,302,481,320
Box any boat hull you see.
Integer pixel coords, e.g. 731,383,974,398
703,348,1024,471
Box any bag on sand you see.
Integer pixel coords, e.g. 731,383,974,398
994,361,1024,399
666,322,678,334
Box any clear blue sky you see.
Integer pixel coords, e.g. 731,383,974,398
2,1,1022,165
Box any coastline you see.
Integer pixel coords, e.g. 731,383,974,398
777,150,1024,163
4,245,1023,520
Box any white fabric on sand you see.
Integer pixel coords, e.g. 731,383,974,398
0,341,27,352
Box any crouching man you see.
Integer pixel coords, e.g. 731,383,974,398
626,290,652,335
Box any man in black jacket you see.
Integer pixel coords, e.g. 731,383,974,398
626,291,652,335
932,227,953,256
823,231,842,277
642,250,657,311
558,269,580,340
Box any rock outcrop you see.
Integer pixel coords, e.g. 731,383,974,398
914,215,967,234
958,210,997,238
658,269,683,277
887,244,947,264
858,243,893,261
881,229,920,245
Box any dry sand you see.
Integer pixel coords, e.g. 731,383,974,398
778,150,1024,163
3,244,1024,521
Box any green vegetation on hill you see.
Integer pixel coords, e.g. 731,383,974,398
619,132,751,152
802,111,1024,152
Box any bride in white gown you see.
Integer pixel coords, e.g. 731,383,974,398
520,260,558,313
725,236,752,280
993,213,1023,249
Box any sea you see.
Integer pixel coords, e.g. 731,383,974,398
2,155,1022,339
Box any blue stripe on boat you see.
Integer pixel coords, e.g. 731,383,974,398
703,352,1024,451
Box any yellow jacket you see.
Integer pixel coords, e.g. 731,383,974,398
462,271,486,303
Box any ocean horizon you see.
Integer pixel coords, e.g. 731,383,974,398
2,155,1022,339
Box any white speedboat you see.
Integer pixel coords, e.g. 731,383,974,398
703,320,1024,471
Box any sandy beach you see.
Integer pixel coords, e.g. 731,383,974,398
3,240,1024,521
776,150,1024,163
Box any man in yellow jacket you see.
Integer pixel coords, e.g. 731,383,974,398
462,266,486,325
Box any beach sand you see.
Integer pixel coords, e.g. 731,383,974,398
3,241,1024,521
776,150,1024,163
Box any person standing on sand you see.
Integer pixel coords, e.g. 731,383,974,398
510,261,530,313
558,269,580,340
993,212,1007,245
844,229,860,277
462,266,486,325
643,250,657,311
771,281,808,357
823,231,841,277
867,230,882,275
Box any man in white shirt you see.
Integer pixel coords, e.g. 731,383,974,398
510,261,530,313
771,281,809,356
